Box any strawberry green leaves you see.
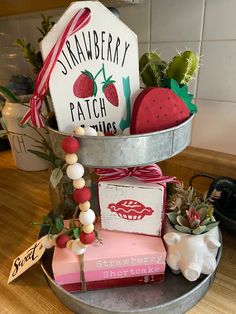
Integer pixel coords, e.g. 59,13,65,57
163,78,197,114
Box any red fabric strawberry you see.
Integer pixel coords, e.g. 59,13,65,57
73,70,97,98
102,76,118,106
130,87,191,134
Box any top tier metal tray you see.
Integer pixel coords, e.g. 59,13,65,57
46,115,194,168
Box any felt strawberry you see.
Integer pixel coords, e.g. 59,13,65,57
73,70,97,98
102,76,119,106
130,79,197,134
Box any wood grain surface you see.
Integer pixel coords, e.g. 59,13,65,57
0,148,235,314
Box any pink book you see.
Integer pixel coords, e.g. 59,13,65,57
52,225,166,291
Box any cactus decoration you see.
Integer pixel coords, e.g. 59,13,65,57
166,50,199,85
139,50,199,87
139,52,167,87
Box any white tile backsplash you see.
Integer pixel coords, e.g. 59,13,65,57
119,0,150,42
191,99,236,155
0,18,20,46
203,0,236,40
197,41,236,102
151,0,205,42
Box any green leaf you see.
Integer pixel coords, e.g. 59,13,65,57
55,217,64,232
50,167,63,188
205,222,219,232
0,86,20,103
0,129,7,137
43,216,52,225
174,225,192,234
27,149,53,164
73,227,80,239
0,116,8,130
166,212,178,225
192,225,206,235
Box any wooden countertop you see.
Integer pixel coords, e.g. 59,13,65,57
0,149,235,314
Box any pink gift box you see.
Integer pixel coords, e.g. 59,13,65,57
52,225,166,291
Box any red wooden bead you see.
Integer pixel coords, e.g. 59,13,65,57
79,231,96,245
73,186,91,203
61,136,80,153
56,234,71,248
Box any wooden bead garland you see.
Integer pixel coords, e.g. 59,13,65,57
60,136,96,255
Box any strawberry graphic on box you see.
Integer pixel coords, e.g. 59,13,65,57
108,200,154,220
130,79,197,134
73,70,97,98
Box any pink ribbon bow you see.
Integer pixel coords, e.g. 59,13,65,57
20,8,91,128
95,164,177,185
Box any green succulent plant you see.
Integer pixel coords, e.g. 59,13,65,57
166,50,199,85
166,183,221,234
139,51,167,87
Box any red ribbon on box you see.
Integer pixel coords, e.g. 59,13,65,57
20,8,91,128
95,164,178,185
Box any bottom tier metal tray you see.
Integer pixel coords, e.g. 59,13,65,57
41,239,222,314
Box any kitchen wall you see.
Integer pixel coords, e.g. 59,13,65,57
0,0,236,155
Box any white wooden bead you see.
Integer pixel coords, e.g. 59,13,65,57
79,209,95,225
73,126,85,136
79,201,90,211
97,131,104,136
41,235,56,249
83,224,95,234
66,163,84,180
84,126,97,136
70,240,86,255
65,153,78,165
73,178,85,189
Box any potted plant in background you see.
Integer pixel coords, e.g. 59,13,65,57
163,183,221,281
0,15,55,171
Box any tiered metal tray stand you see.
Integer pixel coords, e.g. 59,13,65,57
41,115,222,314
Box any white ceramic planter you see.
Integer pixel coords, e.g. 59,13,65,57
163,219,221,281
2,96,48,171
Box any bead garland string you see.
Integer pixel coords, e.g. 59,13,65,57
41,126,103,253
61,134,96,255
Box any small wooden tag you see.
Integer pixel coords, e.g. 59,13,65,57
8,237,46,283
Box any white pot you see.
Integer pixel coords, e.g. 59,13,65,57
2,96,49,171
163,219,221,281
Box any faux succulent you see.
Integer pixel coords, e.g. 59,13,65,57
139,51,167,87
139,50,199,87
166,183,221,234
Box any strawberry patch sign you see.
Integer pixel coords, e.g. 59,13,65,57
41,1,140,133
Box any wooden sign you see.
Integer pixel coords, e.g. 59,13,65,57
41,1,140,133
98,177,165,236
8,238,46,283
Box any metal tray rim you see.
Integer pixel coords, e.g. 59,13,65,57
45,114,194,140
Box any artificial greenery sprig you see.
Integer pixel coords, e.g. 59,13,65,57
16,14,55,74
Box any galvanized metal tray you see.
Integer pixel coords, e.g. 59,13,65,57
46,115,194,168
41,235,222,314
